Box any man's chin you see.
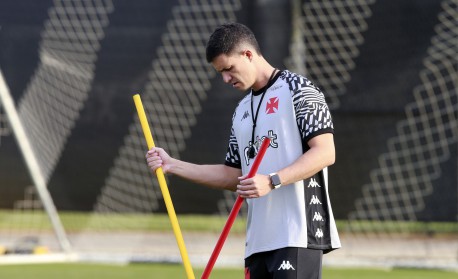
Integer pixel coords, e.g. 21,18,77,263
233,83,248,91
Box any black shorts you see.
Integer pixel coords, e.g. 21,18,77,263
244,247,323,279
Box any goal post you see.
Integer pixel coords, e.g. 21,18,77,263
0,69,72,254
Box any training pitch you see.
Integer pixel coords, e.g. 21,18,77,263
0,263,456,279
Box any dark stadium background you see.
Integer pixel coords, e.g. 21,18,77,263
0,0,456,222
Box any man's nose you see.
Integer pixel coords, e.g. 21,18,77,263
222,72,232,83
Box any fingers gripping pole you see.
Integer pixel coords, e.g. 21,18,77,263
201,137,271,279
133,94,195,279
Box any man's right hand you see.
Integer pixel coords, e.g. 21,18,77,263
146,147,173,174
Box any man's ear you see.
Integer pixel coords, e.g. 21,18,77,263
243,49,253,61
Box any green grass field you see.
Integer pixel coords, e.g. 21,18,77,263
0,263,456,279
1,211,457,235
1,211,456,278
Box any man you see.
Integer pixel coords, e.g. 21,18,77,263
146,22,341,279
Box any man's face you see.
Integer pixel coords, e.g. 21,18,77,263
211,50,255,92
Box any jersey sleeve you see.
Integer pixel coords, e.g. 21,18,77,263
224,127,242,169
293,86,334,145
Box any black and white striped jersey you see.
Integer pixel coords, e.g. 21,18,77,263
225,70,341,258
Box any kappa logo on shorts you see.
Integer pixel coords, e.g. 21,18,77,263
278,260,295,270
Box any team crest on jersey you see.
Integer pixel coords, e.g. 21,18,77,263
243,130,278,165
266,97,279,114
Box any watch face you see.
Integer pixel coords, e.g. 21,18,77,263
271,174,281,187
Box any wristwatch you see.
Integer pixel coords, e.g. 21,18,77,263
269,173,282,190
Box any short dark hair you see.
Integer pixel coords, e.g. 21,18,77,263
206,23,261,63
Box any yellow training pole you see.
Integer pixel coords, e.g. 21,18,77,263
133,94,195,279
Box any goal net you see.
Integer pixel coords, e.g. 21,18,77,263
285,0,457,269
0,0,244,266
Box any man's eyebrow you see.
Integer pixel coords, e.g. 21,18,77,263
218,66,232,73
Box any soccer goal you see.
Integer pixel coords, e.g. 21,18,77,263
0,0,244,266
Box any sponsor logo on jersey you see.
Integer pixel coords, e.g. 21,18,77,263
266,130,278,148
243,130,278,165
278,260,295,271
266,97,279,114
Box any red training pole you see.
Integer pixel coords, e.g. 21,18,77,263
201,137,271,279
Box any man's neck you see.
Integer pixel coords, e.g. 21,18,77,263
252,66,277,91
